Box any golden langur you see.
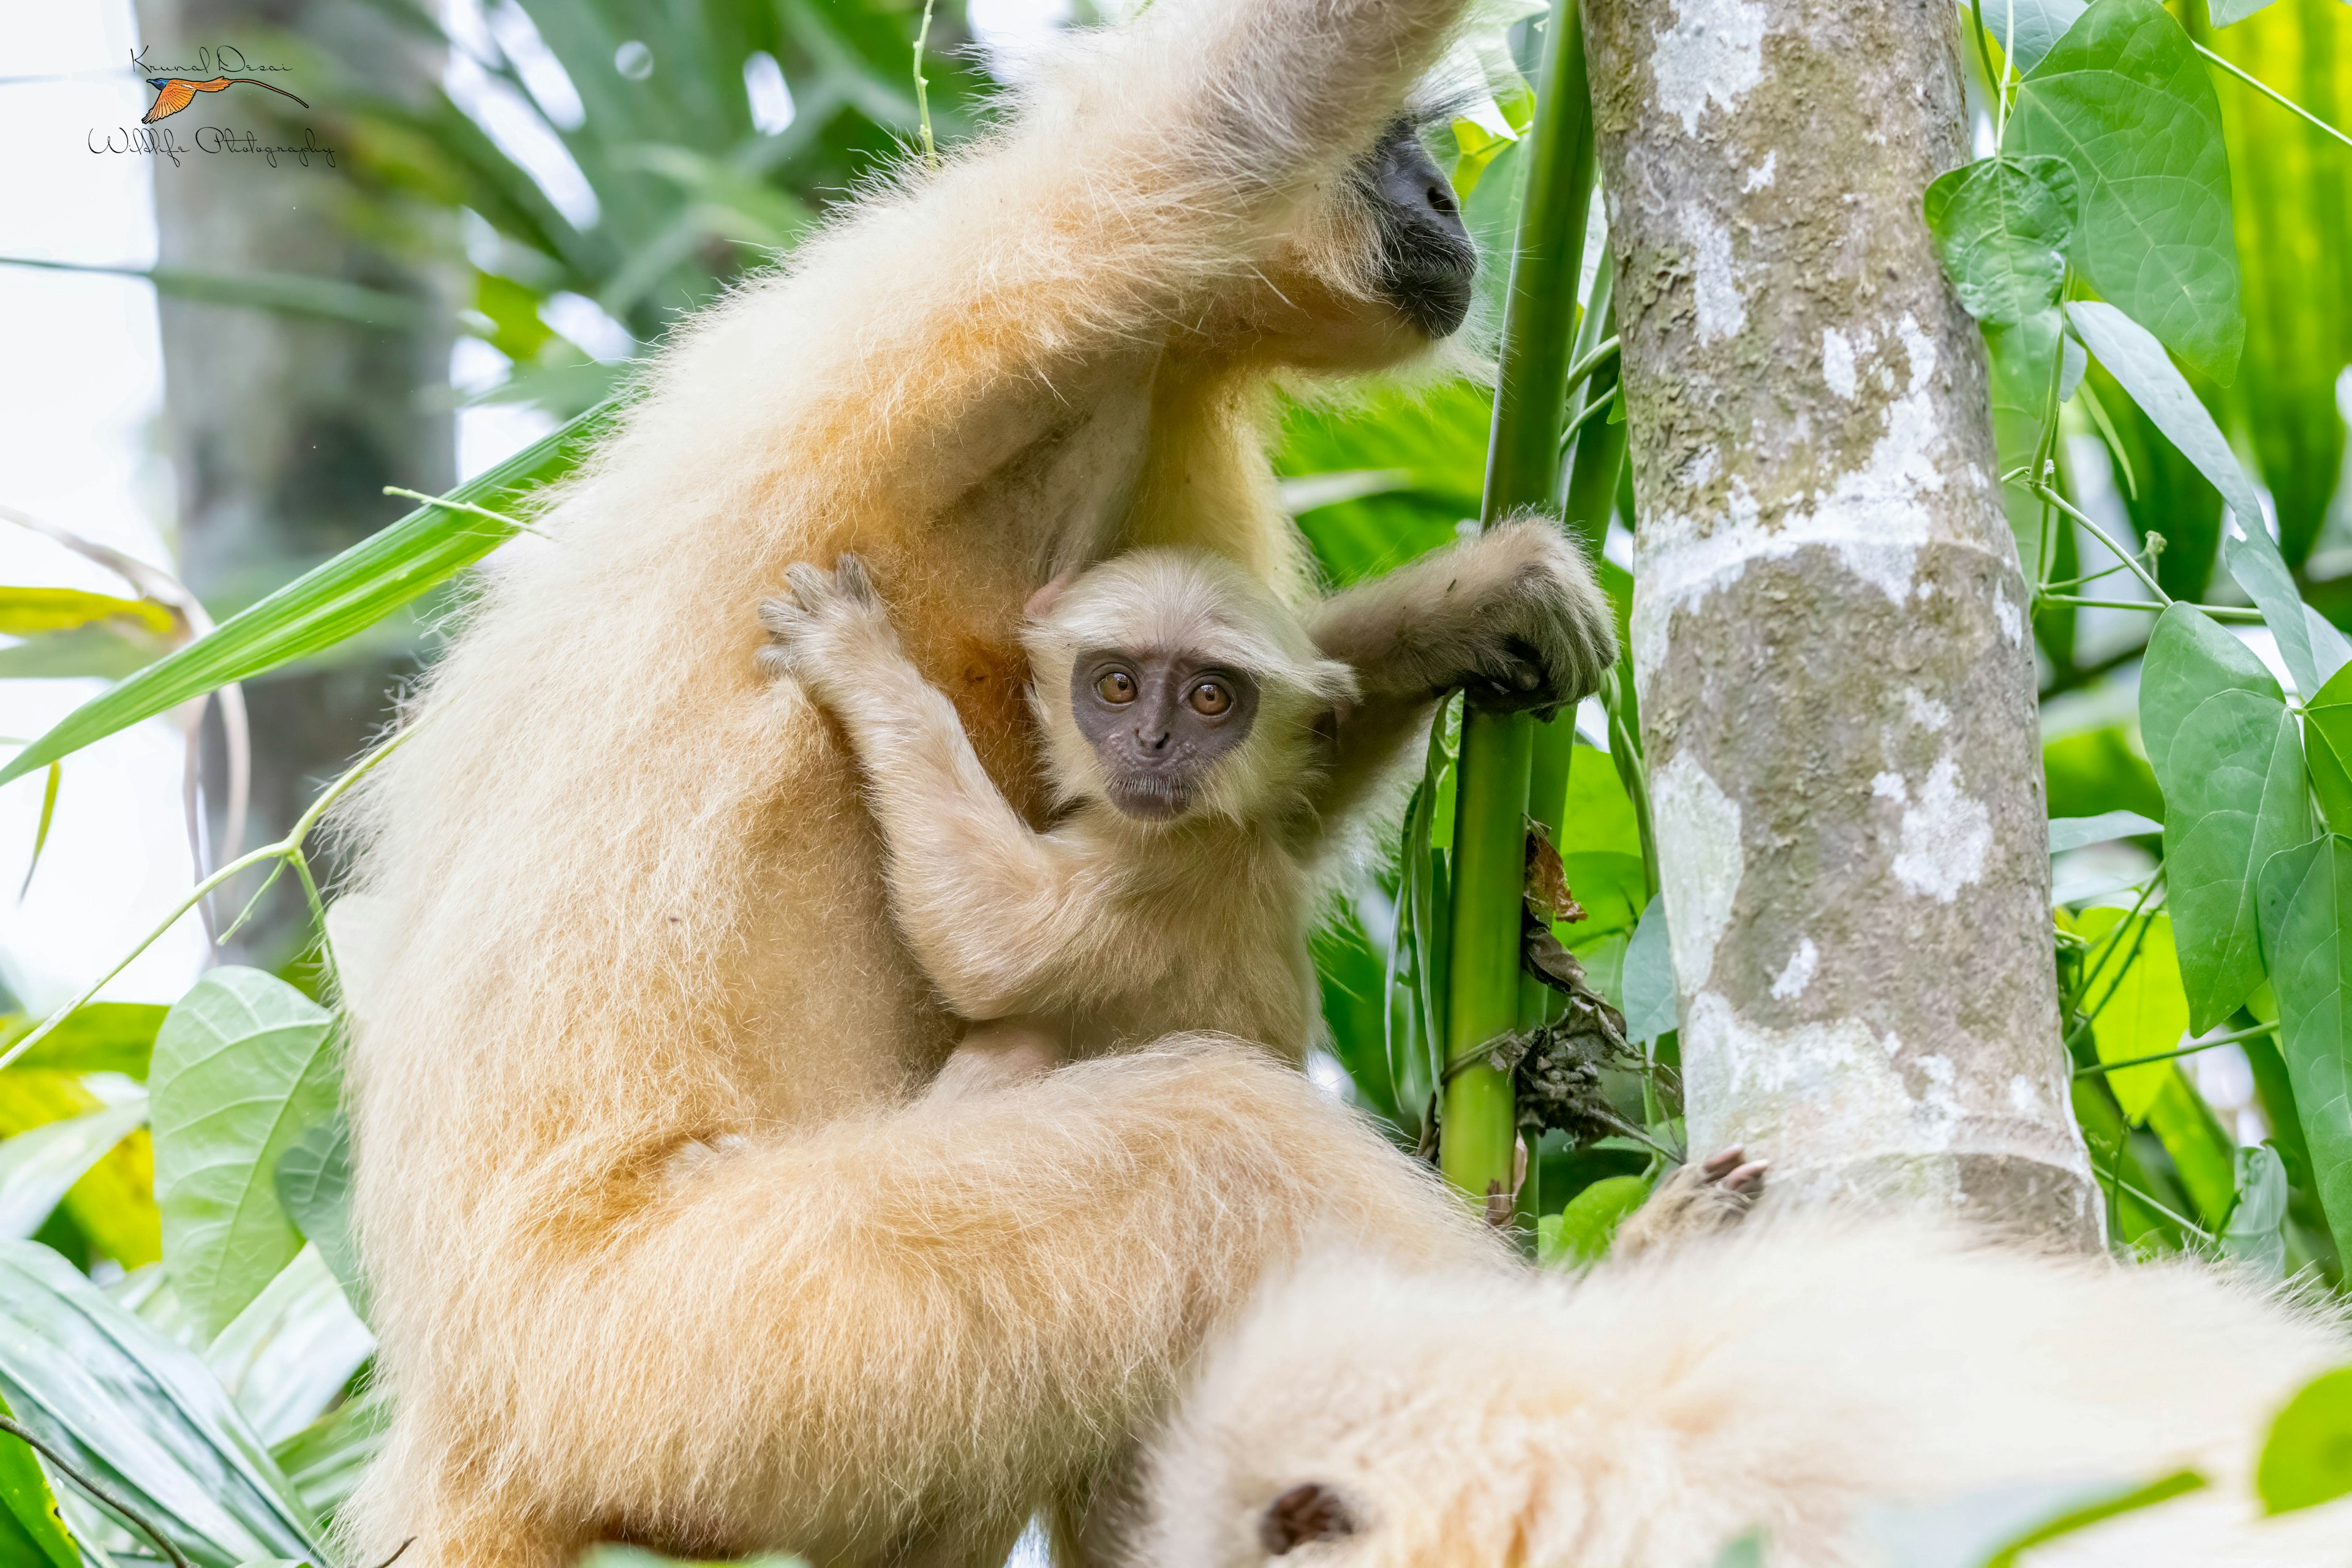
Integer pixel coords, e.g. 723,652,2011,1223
324,0,1600,1564
756,526,1616,1087
1134,1216,2352,1568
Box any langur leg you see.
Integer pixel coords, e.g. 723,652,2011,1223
369,1042,1498,1568
1610,1147,1768,1261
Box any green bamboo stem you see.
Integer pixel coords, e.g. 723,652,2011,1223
1439,0,1597,1214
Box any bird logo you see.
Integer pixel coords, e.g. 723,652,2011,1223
142,75,308,125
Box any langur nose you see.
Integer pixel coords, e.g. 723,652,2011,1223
1134,725,1171,752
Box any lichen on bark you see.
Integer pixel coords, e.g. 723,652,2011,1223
1585,0,2098,1243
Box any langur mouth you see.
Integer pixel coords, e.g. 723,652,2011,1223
1105,778,1196,821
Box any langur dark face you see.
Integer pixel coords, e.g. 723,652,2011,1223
1359,123,1477,339
1072,648,1260,821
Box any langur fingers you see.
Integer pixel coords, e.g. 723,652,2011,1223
784,560,836,611
832,552,880,606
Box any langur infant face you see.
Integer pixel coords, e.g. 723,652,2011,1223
1071,647,1261,821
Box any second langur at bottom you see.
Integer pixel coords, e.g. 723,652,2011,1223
761,545,1393,1093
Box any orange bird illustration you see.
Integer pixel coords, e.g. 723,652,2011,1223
142,75,309,124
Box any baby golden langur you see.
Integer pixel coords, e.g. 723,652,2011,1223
763,546,1411,1085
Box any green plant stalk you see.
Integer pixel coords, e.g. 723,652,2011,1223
1440,0,1597,1212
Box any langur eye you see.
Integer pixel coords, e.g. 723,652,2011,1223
1095,670,1138,704
1188,679,1232,717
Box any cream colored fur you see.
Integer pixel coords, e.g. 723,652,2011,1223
758,540,1609,1068
325,0,1533,1564
1134,1217,2352,1568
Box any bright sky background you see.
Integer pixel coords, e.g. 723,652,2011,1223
0,0,1085,1016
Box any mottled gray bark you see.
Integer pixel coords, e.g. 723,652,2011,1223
136,0,450,965
1586,0,2097,1242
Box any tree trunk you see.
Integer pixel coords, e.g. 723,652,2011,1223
135,0,450,967
1585,0,2098,1242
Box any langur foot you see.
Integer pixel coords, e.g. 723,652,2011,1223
926,1021,1063,1102
756,552,900,688
1608,1146,1767,1261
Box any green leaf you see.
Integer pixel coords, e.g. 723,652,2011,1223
2158,688,2312,1031
2139,603,2278,775
2047,810,2162,853
2219,1142,2290,1278
149,971,341,1340
0,399,619,786
1621,897,1676,1046
1561,852,1646,944
2258,1365,2352,1514
2044,725,2165,823
268,1389,385,1525
2075,908,2190,1120
1987,0,2089,74
0,1242,324,1568
273,1120,365,1323
2068,301,2343,695
0,1389,80,1568
2012,0,2244,382
0,257,440,334
0,624,164,682
2255,836,2352,1270
2300,659,2352,835
0,1006,166,1080
1923,156,2079,325
1982,1471,2207,1565
0,1102,146,1243
2208,0,2282,28
1535,1174,1651,1268
0,590,170,639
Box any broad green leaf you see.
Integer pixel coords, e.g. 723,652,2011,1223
1561,853,1646,944
2255,837,2352,1269
1558,744,1642,861
0,1005,165,1080
1985,0,2089,74
2143,1066,2238,1223
0,400,618,786
0,256,440,333
2047,811,2162,853
2044,725,2165,823
268,1388,385,1524
205,1249,371,1448
0,1101,146,1242
2208,0,2282,29
2070,302,2338,694
1536,1174,1651,1268
2300,658,2352,835
0,589,170,639
2013,0,2244,383
150,971,341,1340
2138,604,2278,778
1983,310,2066,566
2075,908,2189,1120
2082,356,2223,600
0,1242,324,1568
1923,156,2078,325
1281,382,1489,587
1621,897,1676,1046
273,1120,365,1322
2158,688,2312,1030
0,624,162,682
0,1389,79,1568
2203,0,2350,567
2256,1365,2352,1514
2220,1142,2290,1278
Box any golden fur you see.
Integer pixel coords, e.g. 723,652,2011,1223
1136,1215,2352,1568
326,1,1539,1564
756,535,1610,1068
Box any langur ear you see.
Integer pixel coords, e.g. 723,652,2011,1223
1258,1482,1356,1556
1025,570,1078,623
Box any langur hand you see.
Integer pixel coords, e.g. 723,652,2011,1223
1436,519,1619,715
1609,1147,1768,1261
757,554,903,700
1311,518,1619,718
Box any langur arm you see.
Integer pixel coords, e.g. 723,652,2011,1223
767,0,1481,490
760,558,1090,1018
1300,519,1621,833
